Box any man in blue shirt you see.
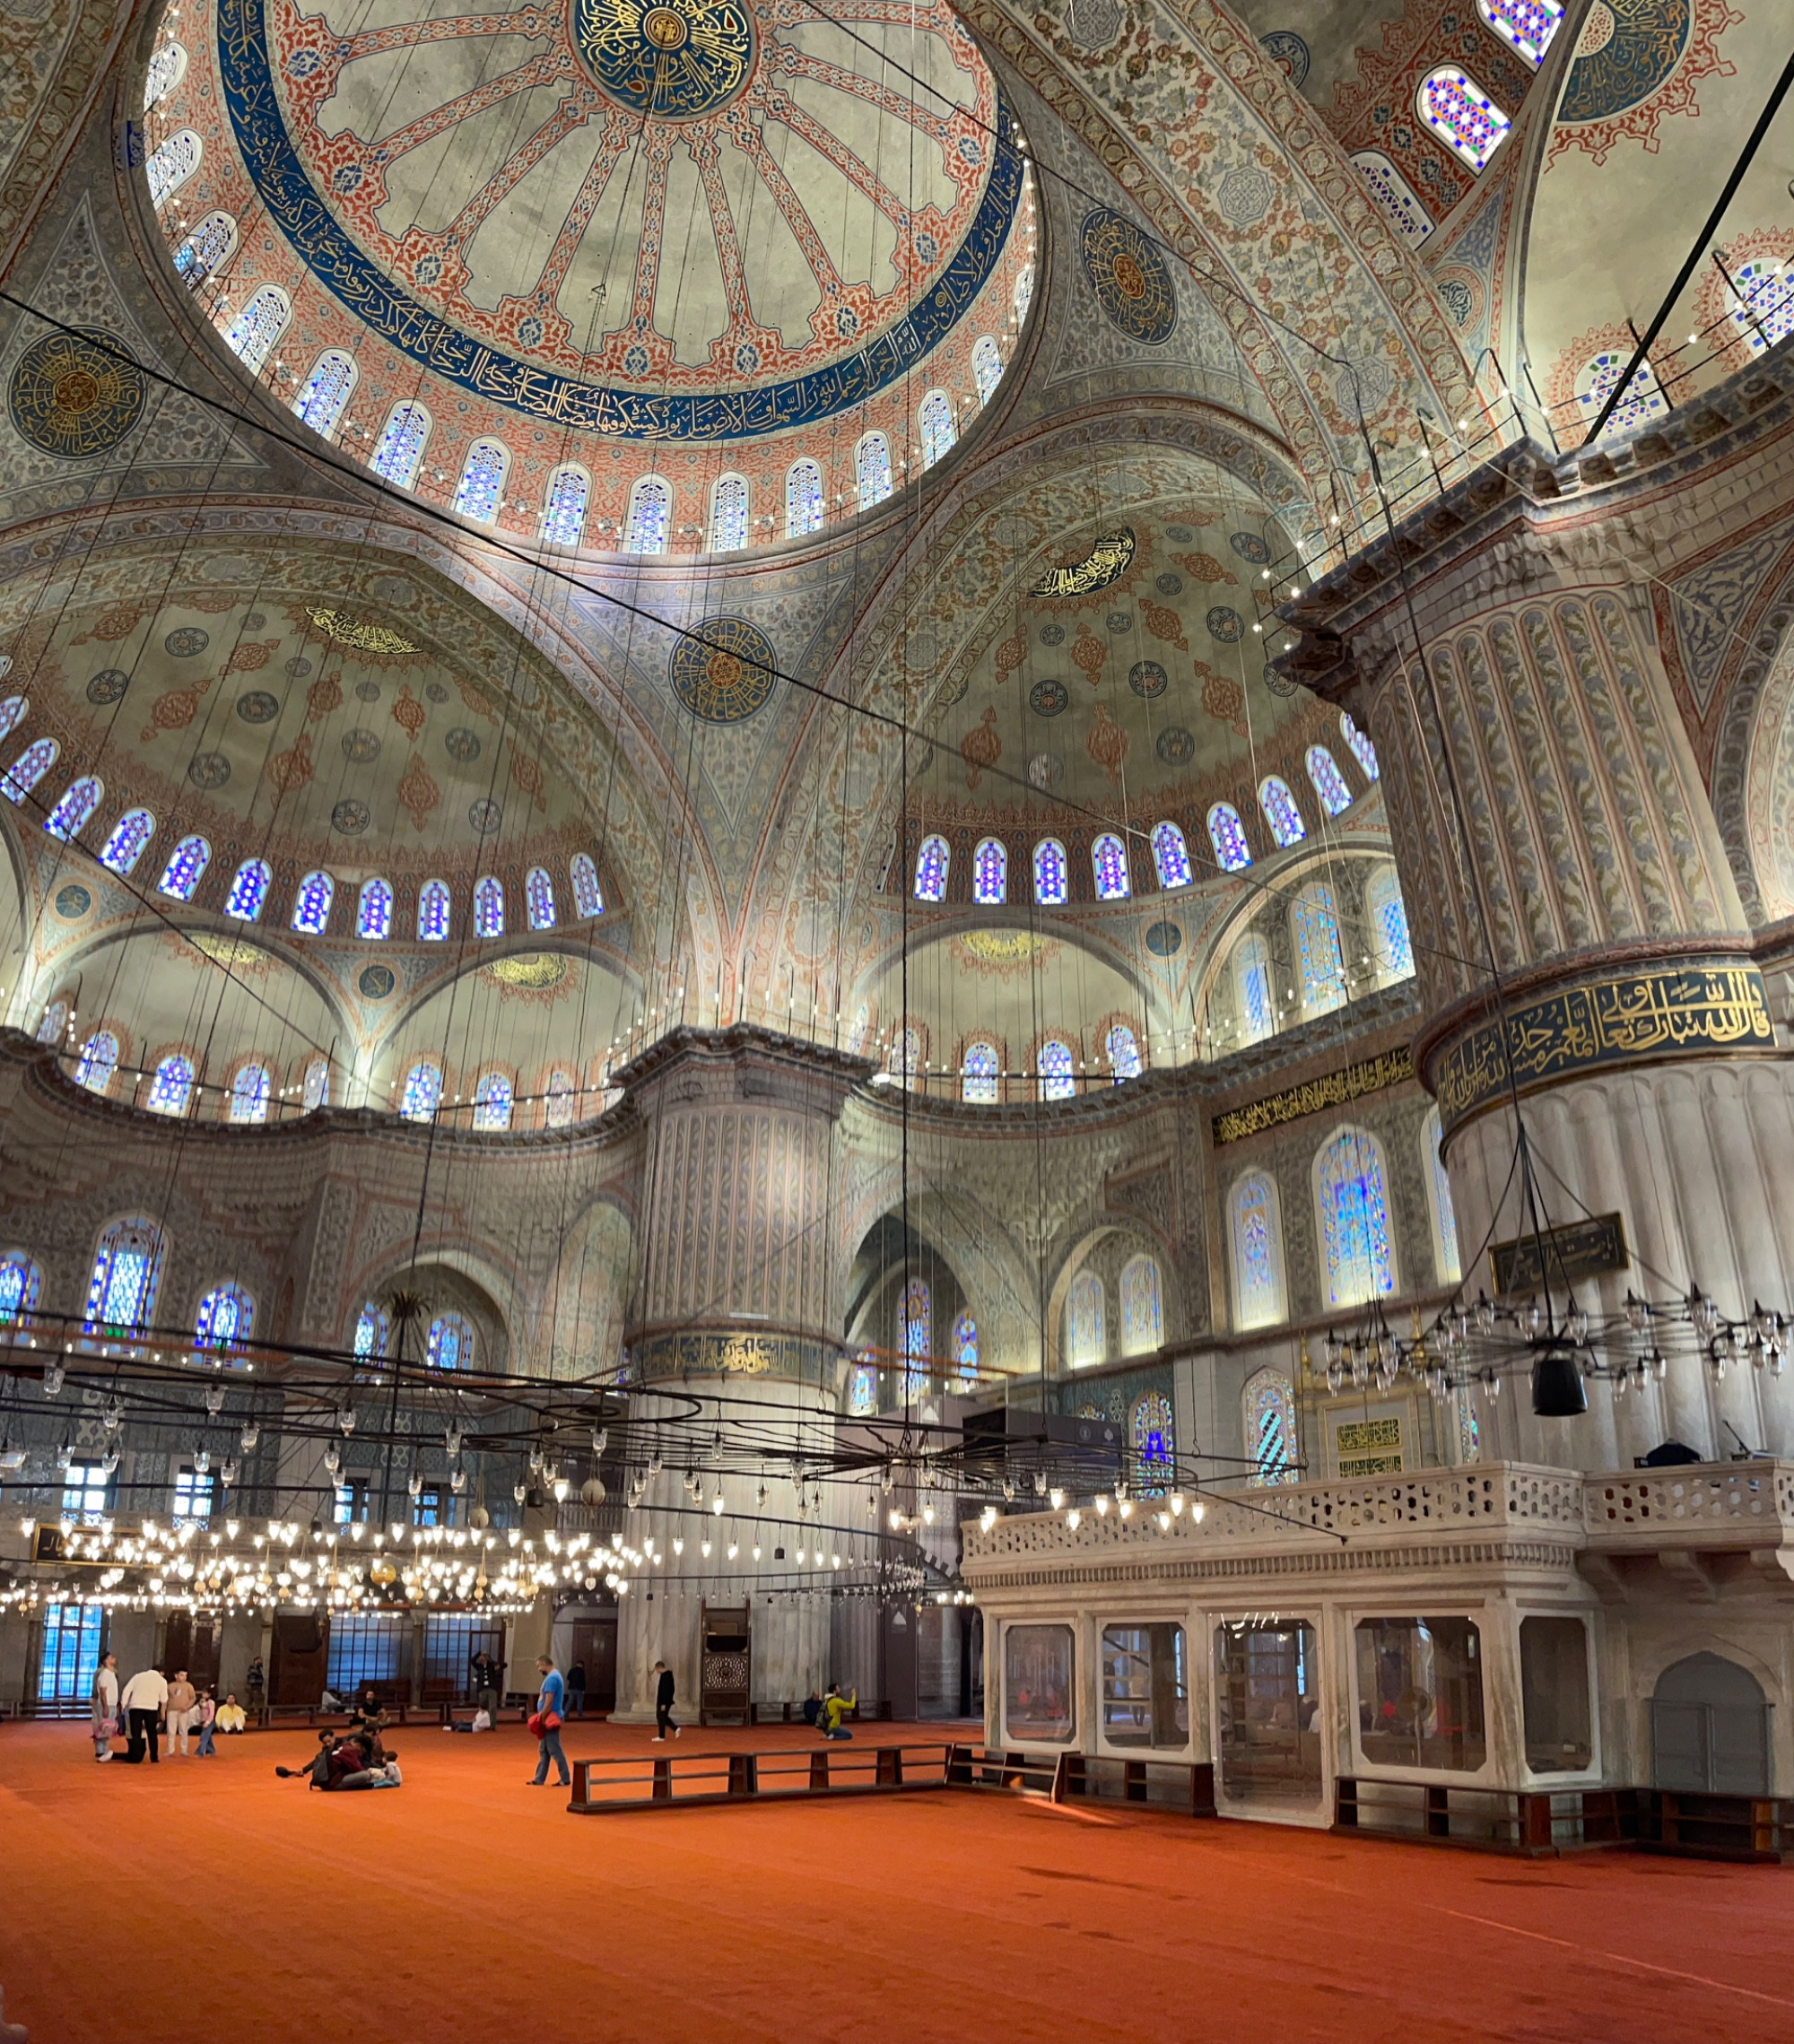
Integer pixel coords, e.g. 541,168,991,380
528,1655,570,1788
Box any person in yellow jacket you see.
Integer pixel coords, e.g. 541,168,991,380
820,1684,857,1741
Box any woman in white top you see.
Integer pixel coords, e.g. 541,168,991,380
91,1653,119,1763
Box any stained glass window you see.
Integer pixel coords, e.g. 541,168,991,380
1730,261,1794,354
1038,1037,1076,1101
75,1031,118,1092
1014,263,1034,328
0,1251,42,1322
370,402,431,488
1573,349,1667,438
1316,1126,1397,1307
230,1063,270,1124
952,1310,979,1378
172,213,237,287
710,473,748,552
1131,1390,1174,1494
1418,67,1511,171
195,1283,253,1351
624,475,670,553
1066,1270,1104,1368
856,432,893,511
1152,821,1192,889
1367,866,1414,979
100,807,156,874
44,775,103,841
847,1003,871,1054
1120,1255,1163,1355
1259,777,1306,848
526,866,556,930
919,389,955,466
86,1220,163,1329
1033,838,1067,904
0,695,24,743
146,129,202,206
913,833,949,901
223,859,270,920
1424,1106,1462,1284
570,853,604,918
474,874,504,937
418,877,452,940
291,869,334,933
898,1276,930,1394
786,458,825,538
847,1360,877,1416
1476,0,1562,64
1244,1367,1297,1485
158,833,210,900
427,1311,474,1370
1292,882,1346,1014
1208,803,1252,872
541,464,589,546
972,335,1003,403
1106,1022,1142,1082
886,1026,921,1088
353,1302,388,1364
302,1058,329,1110
401,1061,441,1122
1,737,58,804
544,1069,576,1127
962,1039,999,1103
147,1054,194,1116
1340,711,1379,780
1235,932,1274,1044
473,1072,513,1131
293,349,357,438
454,438,509,522
357,877,393,941
1230,1174,1284,1328
36,998,69,1046
1351,151,1434,247
972,836,1007,903
223,286,290,375
1306,746,1353,817
1093,832,1130,900
144,39,187,106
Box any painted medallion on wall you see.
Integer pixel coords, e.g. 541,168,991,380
9,328,147,457
1079,208,1177,344
670,616,778,723
571,0,754,115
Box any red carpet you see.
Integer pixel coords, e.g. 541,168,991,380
2,1719,1790,2043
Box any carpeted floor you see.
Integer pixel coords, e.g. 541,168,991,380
2,1718,1790,2044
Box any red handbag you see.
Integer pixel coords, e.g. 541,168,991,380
527,1709,562,1737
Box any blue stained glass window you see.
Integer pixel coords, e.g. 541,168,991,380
1065,1270,1104,1367
1207,803,1252,873
919,389,955,466
229,1063,270,1124
353,1302,388,1363
962,1039,999,1103
1014,264,1034,328
1235,933,1274,1043
1120,1255,1163,1353
0,1251,41,1322
86,1220,163,1329
100,807,156,874
474,875,504,937
36,999,69,1046
1306,746,1353,816
146,128,201,206
847,1360,877,1416
357,878,392,941
370,402,431,488
1038,1038,1076,1101
224,859,271,920
294,349,357,437
887,1027,921,1088
1132,1390,1174,1493
913,833,949,901
1730,261,1794,354
1417,66,1511,170
1476,0,1562,64
1245,1367,1297,1485
544,1070,576,1127
454,438,509,522
37,1605,103,1703
418,877,452,940
710,474,748,552
1093,832,1130,900
291,869,335,933
972,335,1003,403
473,1072,513,1131
972,837,1006,903
147,1055,194,1116
2,737,58,804
526,866,555,930
172,211,236,287
1317,1128,1396,1307
427,1311,474,1370
0,696,26,744
196,1282,253,1350
302,1058,329,1110
1367,867,1414,979
401,1061,441,1122
786,459,824,538
1352,150,1435,247
157,833,210,900
144,39,187,106
1231,1175,1283,1328
1258,776,1306,848
75,1031,118,1092
1340,712,1379,780
570,853,603,918
223,286,290,374
856,432,892,511
1152,821,1192,889
1293,882,1346,1014
541,464,589,546
1033,838,1067,905
44,775,102,841
898,1276,930,1395
953,1310,979,1378
625,475,670,553
1574,349,1667,438
1106,1022,1142,1082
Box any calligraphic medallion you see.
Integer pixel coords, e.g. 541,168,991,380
670,616,778,723
1030,527,1136,601
9,328,146,457
571,0,755,117
1079,208,1177,344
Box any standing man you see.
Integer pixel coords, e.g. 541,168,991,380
245,1653,266,1723
165,1668,197,1756
90,1651,119,1763
527,1654,570,1790
567,1658,587,1720
119,1664,170,1764
652,1659,680,1743
471,1647,501,1719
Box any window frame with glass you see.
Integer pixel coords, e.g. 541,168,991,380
1097,1619,1190,1753
1350,1610,1489,1779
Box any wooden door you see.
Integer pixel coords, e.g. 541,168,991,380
269,1613,330,1706
162,1613,222,1692
567,1612,617,1712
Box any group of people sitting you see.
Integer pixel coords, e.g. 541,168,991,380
804,1684,858,1739
275,1688,403,1791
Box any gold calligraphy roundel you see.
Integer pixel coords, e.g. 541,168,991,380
1079,208,1177,344
670,616,779,723
571,0,755,117
9,328,147,458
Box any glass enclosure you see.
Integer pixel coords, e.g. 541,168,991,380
1354,1617,1485,1772
1101,1623,1189,1748
1215,1620,1321,1805
1004,1623,1074,1742
1520,1615,1593,1773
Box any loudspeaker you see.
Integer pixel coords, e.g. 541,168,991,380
1530,1342,1588,1418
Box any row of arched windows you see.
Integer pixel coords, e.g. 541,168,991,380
1215,868,1412,1056
353,1300,475,1372
48,1013,332,1123
391,1058,602,1132
886,1021,1142,1100
1063,1254,1165,1369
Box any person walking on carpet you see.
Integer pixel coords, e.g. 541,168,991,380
90,1651,119,1763
527,1654,570,1789
567,1658,587,1720
119,1664,169,1764
195,1689,218,1757
652,1660,680,1743
165,1669,197,1755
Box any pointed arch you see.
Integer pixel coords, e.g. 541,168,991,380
972,836,1006,903
224,858,272,921
570,853,604,918
1313,1125,1398,1308
961,1038,1000,1103
454,437,509,522
1305,746,1353,817
1207,803,1251,872
1152,820,1192,889
1065,1268,1105,1368
710,472,749,552
971,335,1003,403
1037,1037,1076,1101
223,285,291,375
1243,1366,1298,1485
228,1062,271,1124
1092,832,1130,900
157,834,210,900
86,1219,165,1330
526,866,556,929
856,432,892,510
913,833,949,901
919,388,955,466
100,808,156,874
1119,1254,1163,1355
44,776,103,842
294,349,357,438
1033,838,1067,904
291,869,335,934
474,874,505,936
370,401,431,488
417,877,452,940
357,877,394,941
1258,776,1306,848
75,1031,119,1094
1229,1171,1285,1329
541,463,590,546
624,474,671,553
785,458,824,537
146,1054,194,1116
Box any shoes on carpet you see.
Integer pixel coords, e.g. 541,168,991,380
651,1735,665,1742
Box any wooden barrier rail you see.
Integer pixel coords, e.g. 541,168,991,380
1060,1754,1216,1816
568,1742,955,1813
1637,1788,1794,1862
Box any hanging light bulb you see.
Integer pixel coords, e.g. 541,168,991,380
711,1491,725,1516
42,1362,65,1396
240,1421,260,1452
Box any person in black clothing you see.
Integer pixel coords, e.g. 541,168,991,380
801,1689,823,1729
349,1689,392,1761
245,1655,266,1722
651,1660,680,1742
470,1649,501,1718
567,1659,587,1720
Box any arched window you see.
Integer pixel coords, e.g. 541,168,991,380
526,866,556,930
301,1057,329,1110
785,459,825,538
1038,1038,1076,1101
75,1031,118,1093
353,1302,388,1364
541,464,589,546
1132,1390,1174,1493
1292,881,1346,1015
0,1251,43,1323
886,1026,921,1089
146,128,202,207
147,1054,194,1116
1476,0,1562,64
100,807,156,874
1,736,58,804
418,877,452,941
0,695,24,744
1065,1269,1104,1368
847,1002,871,1055
370,401,431,488
1729,260,1794,355
1340,711,1379,781
1033,838,1067,905
1350,151,1434,247
952,1310,979,1378
290,869,334,933
919,388,955,466
1230,1173,1285,1329
1105,1022,1142,1082
897,1276,931,1387
157,834,210,900
846,1360,877,1416
427,1311,474,1370
1258,776,1306,848
1093,832,1130,900
144,39,188,106
913,833,949,902
195,1282,253,1352
1573,349,1666,438
473,1072,513,1131
624,474,670,553
229,1063,270,1124
1422,1105,1462,1284
293,349,357,438
86,1220,164,1330
357,877,393,941
544,1069,576,1127
1417,66,1511,171
1119,1254,1163,1355
856,432,893,510
1315,1126,1397,1307
1243,1366,1298,1486
36,998,69,1046
1305,746,1353,817
474,874,505,937
172,210,238,287
570,853,604,918
962,1039,1000,1103
1366,866,1414,979
1207,803,1252,873
972,335,1003,403
223,286,291,375
972,836,1007,903
454,438,509,522
710,473,749,552
223,859,271,921
1234,931,1274,1044
1148,821,1191,891
1014,263,1034,328
400,1061,441,1122
44,776,103,842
